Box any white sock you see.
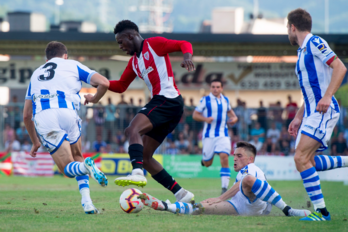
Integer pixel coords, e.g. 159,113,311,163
80,188,92,205
174,188,185,201
167,202,195,214
132,168,144,176
221,176,230,189
76,175,92,205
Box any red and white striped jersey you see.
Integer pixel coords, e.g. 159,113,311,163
109,37,193,99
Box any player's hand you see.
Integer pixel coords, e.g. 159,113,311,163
181,53,195,72
84,94,96,105
227,116,238,126
288,117,302,138
201,197,222,205
30,143,41,158
316,94,331,114
205,117,214,124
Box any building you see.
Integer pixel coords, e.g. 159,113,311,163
8,12,46,32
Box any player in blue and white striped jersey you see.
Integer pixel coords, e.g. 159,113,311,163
23,41,110,214
193,79,238,195
140,142,310,217
287,9,348,221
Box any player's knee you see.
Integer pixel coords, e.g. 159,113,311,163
294,152,310,166
124,126,138,137
203,160,212,167
242,175,255,189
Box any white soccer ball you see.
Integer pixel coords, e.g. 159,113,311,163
119,188,144,213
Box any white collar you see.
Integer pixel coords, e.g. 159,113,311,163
209,93,222,100
301,33,313,48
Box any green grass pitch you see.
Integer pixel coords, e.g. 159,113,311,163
1,176,348,232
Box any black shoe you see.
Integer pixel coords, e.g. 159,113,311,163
201,160,204,166
221,187,227,195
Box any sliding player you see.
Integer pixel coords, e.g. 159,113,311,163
108,20,195,203
287,8,348,221
140,141,311,217
193,79,238,195
23,41,109,214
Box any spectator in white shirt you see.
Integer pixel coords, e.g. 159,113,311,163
249,135,263,152
267,122,280,144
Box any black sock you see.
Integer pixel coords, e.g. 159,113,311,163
162,201,168,210
152,169,182,194
318,207,329,216
282,205,291,216
128,144,143,170
201,160,204,166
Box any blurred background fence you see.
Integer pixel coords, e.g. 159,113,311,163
2,102,348,157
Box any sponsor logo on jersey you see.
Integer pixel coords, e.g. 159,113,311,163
144,51,150,60
312,37,328,54
141,66,154,77
240,166,248,175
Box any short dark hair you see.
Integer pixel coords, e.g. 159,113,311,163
114,20,139,35
287,8,312,32
45,41,68,60
210,78,223,87
236,141,257,158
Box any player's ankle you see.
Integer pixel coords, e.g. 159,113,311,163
132,168,144,176
317,207,329,216
282,205,291,216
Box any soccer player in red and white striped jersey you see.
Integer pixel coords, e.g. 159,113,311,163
109,20,195,203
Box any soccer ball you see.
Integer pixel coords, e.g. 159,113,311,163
119,188,144,213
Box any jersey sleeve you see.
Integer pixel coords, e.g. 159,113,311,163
195,97,206,113
309,36,337,67
75,62,97,84
239,164,258,178
25,82,32,100
147,37,193,56
108,58,137,93
223,96,232,111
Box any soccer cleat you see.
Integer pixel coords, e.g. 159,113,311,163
299,211,331,221
177,190,195,203
114,174,147,187
138,193,166,210
288,208,311,217
83,202,99,214
84,157,108,187
221,187,227,195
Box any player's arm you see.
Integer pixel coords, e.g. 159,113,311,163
317,58,347,113
193,110,213,124
201,181,240,204
108,60,137,94
84,73,110,104
288,104,304,137
23,100,41,157
227,109,238,126
148,37,195,71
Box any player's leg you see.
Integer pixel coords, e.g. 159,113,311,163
216,137,232,195
201,138,214,167
294,134,330,221
141,135,194,202
70,138,98,214
241,175,311,217
313,155,348,171
114,113,153,187
140,192,237,215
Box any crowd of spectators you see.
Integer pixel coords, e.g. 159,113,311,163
2,94,348,156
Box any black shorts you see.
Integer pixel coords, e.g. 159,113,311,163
139,95,183,144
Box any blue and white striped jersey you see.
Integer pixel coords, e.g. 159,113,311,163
235,163,266,183
296,33,340,117
25,57,96,115
195,93,231,138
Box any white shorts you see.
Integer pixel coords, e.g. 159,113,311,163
295,107,339,152
33,108,82,154
228,177,272,216
202,137,231,161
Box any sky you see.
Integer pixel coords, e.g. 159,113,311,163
0,0,347,33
